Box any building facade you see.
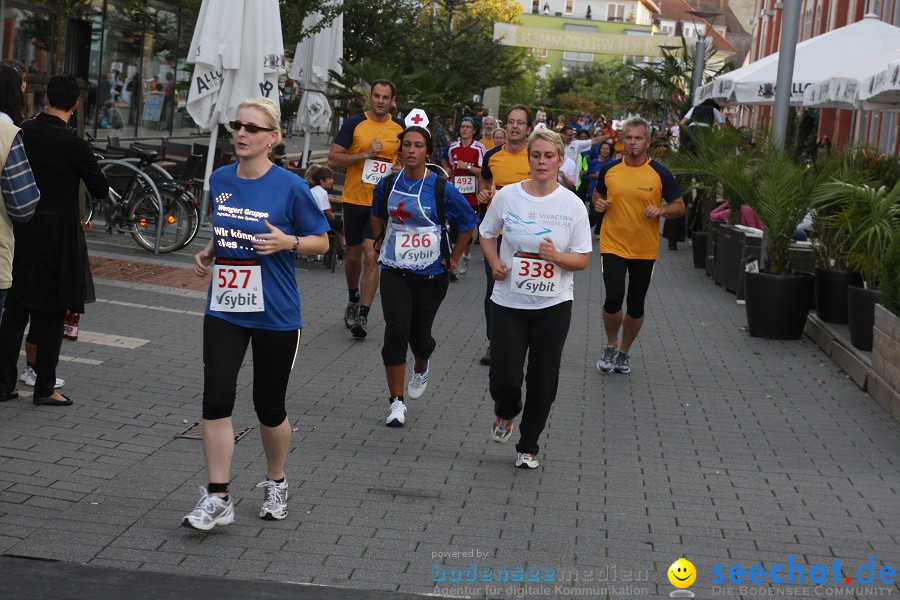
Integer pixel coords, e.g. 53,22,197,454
516,0,659,74
0,0,194,139
747,0,899,152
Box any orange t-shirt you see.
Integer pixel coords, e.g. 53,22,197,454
595,158,682,259
332,112,404,206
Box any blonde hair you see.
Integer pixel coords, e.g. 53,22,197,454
492,127,507,143
236,96,282,146
305,163,333,186
526,128,565,159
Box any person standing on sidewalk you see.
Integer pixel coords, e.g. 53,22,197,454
184,97,330,531
480,128,592,469
475,104,533,366
370,111,478,427
0,116,39,327
0,75,106,407
592,117,684,375
328,80,403,339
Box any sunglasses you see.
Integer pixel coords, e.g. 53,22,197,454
228,120,275,134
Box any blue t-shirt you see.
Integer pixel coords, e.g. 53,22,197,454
371,172,479,276
206,164,330,330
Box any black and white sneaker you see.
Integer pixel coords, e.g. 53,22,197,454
182,486,235,530
596,345,618,373
351,315,368,339
256,478,288,521
344,301,359,328
385,398,406,427
613,351,631,374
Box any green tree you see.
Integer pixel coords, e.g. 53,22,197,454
342,0,526,101
545,61,632,115
628,36,732,124
35,0,151,74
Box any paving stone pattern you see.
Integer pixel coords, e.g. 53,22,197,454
0,231,897,599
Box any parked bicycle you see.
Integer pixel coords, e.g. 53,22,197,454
84,143,200,253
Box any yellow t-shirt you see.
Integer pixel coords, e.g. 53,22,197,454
481,144,530,190
480,136,494,151
333,112,404,206
595,158,682,259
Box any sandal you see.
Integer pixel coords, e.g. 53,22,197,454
33,394,73,406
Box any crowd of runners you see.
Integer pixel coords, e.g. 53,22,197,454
3,79,679,531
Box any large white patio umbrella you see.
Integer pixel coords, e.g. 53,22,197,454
186,0,285,220
859,58,900,111
803,48,900,110
291,2,343,168
697,15,900,106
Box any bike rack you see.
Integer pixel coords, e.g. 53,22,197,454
97,159,165,255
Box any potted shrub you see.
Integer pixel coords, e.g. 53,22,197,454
818,180,900,351
807,148,878,323
672,134,813,339
666,127,744,269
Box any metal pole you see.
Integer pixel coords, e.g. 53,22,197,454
692,37,706,100
199,127,217,226
772,0,802,149
301,129,311,168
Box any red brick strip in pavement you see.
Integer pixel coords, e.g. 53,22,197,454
89,256,210,292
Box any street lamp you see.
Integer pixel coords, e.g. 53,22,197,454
685,10,721,101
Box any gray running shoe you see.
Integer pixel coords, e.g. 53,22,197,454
344,301,360,328
596,345,619,373
613,351,631,374
351,315,368,339
257,478,288,520
182,486,235,530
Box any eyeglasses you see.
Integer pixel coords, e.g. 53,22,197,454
507,119,528,126
228,120,275,134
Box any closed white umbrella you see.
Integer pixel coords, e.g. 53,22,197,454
700,15,900,106
859,58,900,111
291,1,343,168
803,48,900,110
187,0,286,221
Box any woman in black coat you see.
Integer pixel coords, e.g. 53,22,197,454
0,75,108,406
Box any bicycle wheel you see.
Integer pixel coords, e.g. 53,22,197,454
176,190,202,250
81,190,96,222
127,189,197,253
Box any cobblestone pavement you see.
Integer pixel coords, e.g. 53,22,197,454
0,229,897,599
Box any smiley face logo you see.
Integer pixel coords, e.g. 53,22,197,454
668,558,696,588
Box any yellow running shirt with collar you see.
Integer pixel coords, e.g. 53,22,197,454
333,112,404,206
481,144,531,190
595,157,681,260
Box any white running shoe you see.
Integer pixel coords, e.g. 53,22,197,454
491,416,515,444
515,452,539,469
20,366,65,388
256,478,288,520
385,398,407,427
458,254,469,275
407,362,429,399
182,486,235,530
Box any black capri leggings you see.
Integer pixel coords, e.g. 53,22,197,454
601,253,656,319
379,268,449,366
202,315,301,427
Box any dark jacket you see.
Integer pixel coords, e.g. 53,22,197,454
12,113,108,313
